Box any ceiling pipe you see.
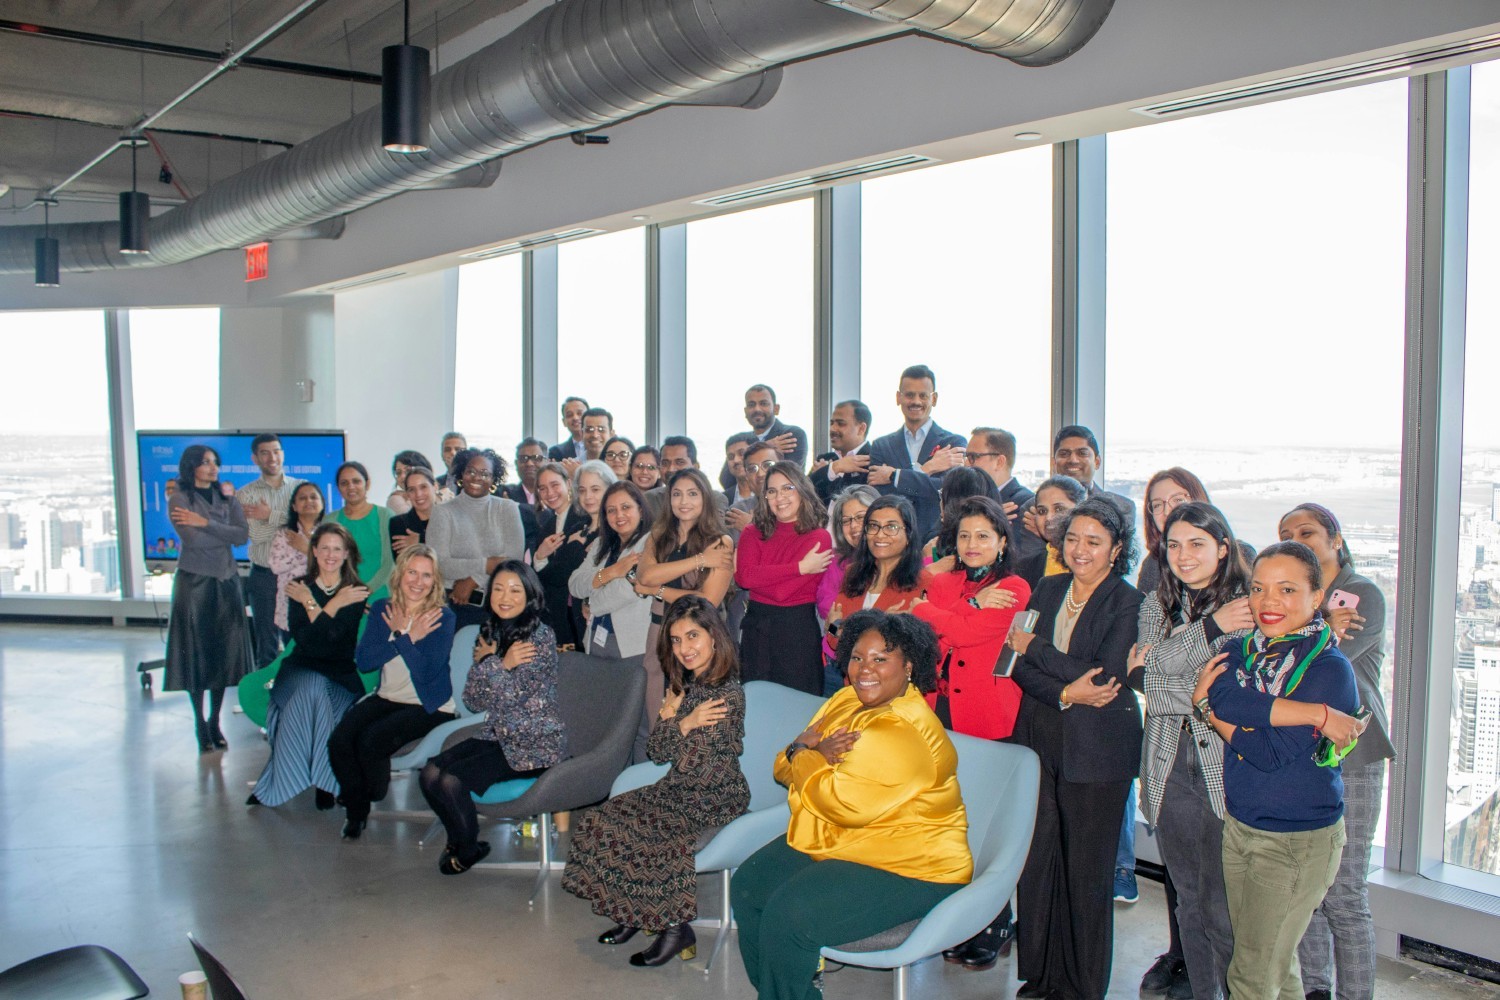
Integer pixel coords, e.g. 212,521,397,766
0,0,1114,277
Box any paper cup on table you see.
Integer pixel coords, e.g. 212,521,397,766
179,970,208,1000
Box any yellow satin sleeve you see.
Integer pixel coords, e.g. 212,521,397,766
776,686,972,884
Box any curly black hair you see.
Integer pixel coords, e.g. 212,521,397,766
449,447,508,490
833,610,941,696
1059,496,1138,577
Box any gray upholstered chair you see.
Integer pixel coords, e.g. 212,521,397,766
0,945,148,1000
462,651,644,902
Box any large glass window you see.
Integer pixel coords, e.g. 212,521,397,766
129,308,221,430
1447,60,1500,877
0,311,118,596
861,147,1053,478
454,255,524,458
1105,81,1408,843
686,200,815,470
558,230,647,447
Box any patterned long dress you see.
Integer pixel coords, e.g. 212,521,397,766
562,678,750,930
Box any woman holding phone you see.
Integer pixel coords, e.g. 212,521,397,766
1006,496,1143,1000
912,494,1030,969
1279,504,1391,1000
1126,501,1253,1000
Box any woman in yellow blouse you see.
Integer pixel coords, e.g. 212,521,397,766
731,609,972,1000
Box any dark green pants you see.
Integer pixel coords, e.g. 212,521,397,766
731,836,963,1000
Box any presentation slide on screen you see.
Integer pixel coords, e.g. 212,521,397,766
138,431,346,563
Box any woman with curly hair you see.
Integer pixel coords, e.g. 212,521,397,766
427,447,526,627
563,596,750,967
732,609,972,1000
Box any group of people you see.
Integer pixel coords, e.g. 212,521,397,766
159,364,1390,1000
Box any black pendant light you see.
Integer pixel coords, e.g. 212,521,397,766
34,198,60,288
119,137,150,254
382,0,430,153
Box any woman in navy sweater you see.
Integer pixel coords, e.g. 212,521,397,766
1194,540,1364,1000
328,544,458,839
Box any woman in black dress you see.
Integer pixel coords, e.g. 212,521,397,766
562,595,750,967
164,444,255,753
389,466,437,557
534,460,613,649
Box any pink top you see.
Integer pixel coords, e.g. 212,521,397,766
734,520,834,608
268,528,310,632
816,556,850,622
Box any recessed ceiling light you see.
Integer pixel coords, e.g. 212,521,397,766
1014,131,1043,141
631,215,649,221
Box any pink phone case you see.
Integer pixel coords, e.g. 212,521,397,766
1327,589,1360,611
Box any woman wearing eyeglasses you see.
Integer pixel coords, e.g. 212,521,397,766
427,447,526,628
824,494,924,676
815,486,878,690
629,446,663,492
601,436,636,483
1138,468,1211,595
734,463,833,695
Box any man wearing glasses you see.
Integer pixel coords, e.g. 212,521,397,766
866,364,968,538
503,438,548,557
966,426,1043,562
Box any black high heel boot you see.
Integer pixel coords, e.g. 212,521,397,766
629,923,695,967
208,720,228,749
194,717,214,754
598,924,640,945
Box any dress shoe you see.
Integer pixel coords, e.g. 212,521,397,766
1140,953,1184,995
1305,991,1332,1000
1016,982,1049,999
439,841,491,874
1166,967,1193,1000
245,793,263,807
629,923,696,967
341,817,366,840
598,924,640,945
315,789,336,811
208,722,228,749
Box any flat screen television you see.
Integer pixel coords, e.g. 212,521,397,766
138,430,346,564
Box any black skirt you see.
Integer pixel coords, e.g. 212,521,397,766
739,600,822,695
164,570,255,692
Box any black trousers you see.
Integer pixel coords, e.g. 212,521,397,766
327,696,453,820
1016,723,1131,999
246,564,282,668
419,737,543,854
739,600,822,695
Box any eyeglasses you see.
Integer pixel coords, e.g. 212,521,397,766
517,454,545,464
839,516,863,529
1148,493,1192,515
763,484,798,498
964,452,1000,464
604,450,632,461
633,463,659,473
743,462,772,474
864,522,905,537
464,468,494,480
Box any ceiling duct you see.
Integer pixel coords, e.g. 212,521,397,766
0,0,1115,278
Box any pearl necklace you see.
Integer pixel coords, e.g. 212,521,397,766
316,577,340,596
1064,580,1089,615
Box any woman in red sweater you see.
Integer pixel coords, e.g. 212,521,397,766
914,494,1031,970
733,462,833,694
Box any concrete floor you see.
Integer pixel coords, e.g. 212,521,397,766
1,621,1496,1000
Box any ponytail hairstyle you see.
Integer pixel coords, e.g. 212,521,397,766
1280,503,1354,570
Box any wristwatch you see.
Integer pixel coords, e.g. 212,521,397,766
1194,697,1213,723
784,740,813,764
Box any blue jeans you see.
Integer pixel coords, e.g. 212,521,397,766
1117,779,1137,872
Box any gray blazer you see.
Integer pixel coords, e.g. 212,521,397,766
169,488,249,580
1326,565,1395,769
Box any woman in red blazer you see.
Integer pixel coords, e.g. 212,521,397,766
912,494,1031,970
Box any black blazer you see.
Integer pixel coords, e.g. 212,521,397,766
866,421,967,539
548,439,585,463
716,418,810,492
810,441,872,504
1011,573,1143,784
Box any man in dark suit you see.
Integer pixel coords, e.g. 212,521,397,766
966,426,1043,563
810,399,873,504
866,364,967,539
1022,424,1136,539
547,396,589,466
717,384,809,492
500,437,546,557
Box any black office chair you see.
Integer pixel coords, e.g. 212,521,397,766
188,933,250,1000
0,944,148,1000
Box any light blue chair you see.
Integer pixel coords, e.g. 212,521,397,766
608,680,825,971
819,735,1041,1000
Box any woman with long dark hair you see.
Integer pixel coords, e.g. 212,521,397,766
1193,541,1363,1000
248,522,369,809
733,462,833,695
631,468,734,760
1279,504,1392,1000
164,444,255,753
384,449,432,516
389,466,437,556
815,485,879,691
1126,502,1253,1000
1137,467,1212,594
1007,497,1143,1000
924,466,996,561
563,596,750,967
269,481,325,636
569,481,655,658
825,494,924,670
1017,475,1087,587
601,436,636,482
913,494,1032,970
418,560,566,874
427,447,526,628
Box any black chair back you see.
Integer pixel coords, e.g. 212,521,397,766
188,933,250,1000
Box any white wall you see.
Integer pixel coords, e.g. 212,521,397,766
219,297,336,430
331,271,458,483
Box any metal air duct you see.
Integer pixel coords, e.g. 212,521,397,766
0,0,1114,277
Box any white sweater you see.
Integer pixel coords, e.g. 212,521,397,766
427,492,526,587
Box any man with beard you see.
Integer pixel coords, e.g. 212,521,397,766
809,399,872,504
718,384,807,491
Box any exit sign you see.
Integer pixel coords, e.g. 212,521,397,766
245,242,269,282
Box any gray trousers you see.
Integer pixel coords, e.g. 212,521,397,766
1297,759,1385,1000
1155,735,1234,1000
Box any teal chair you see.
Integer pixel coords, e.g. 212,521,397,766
608,680,825,971
820,735,1041,1000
